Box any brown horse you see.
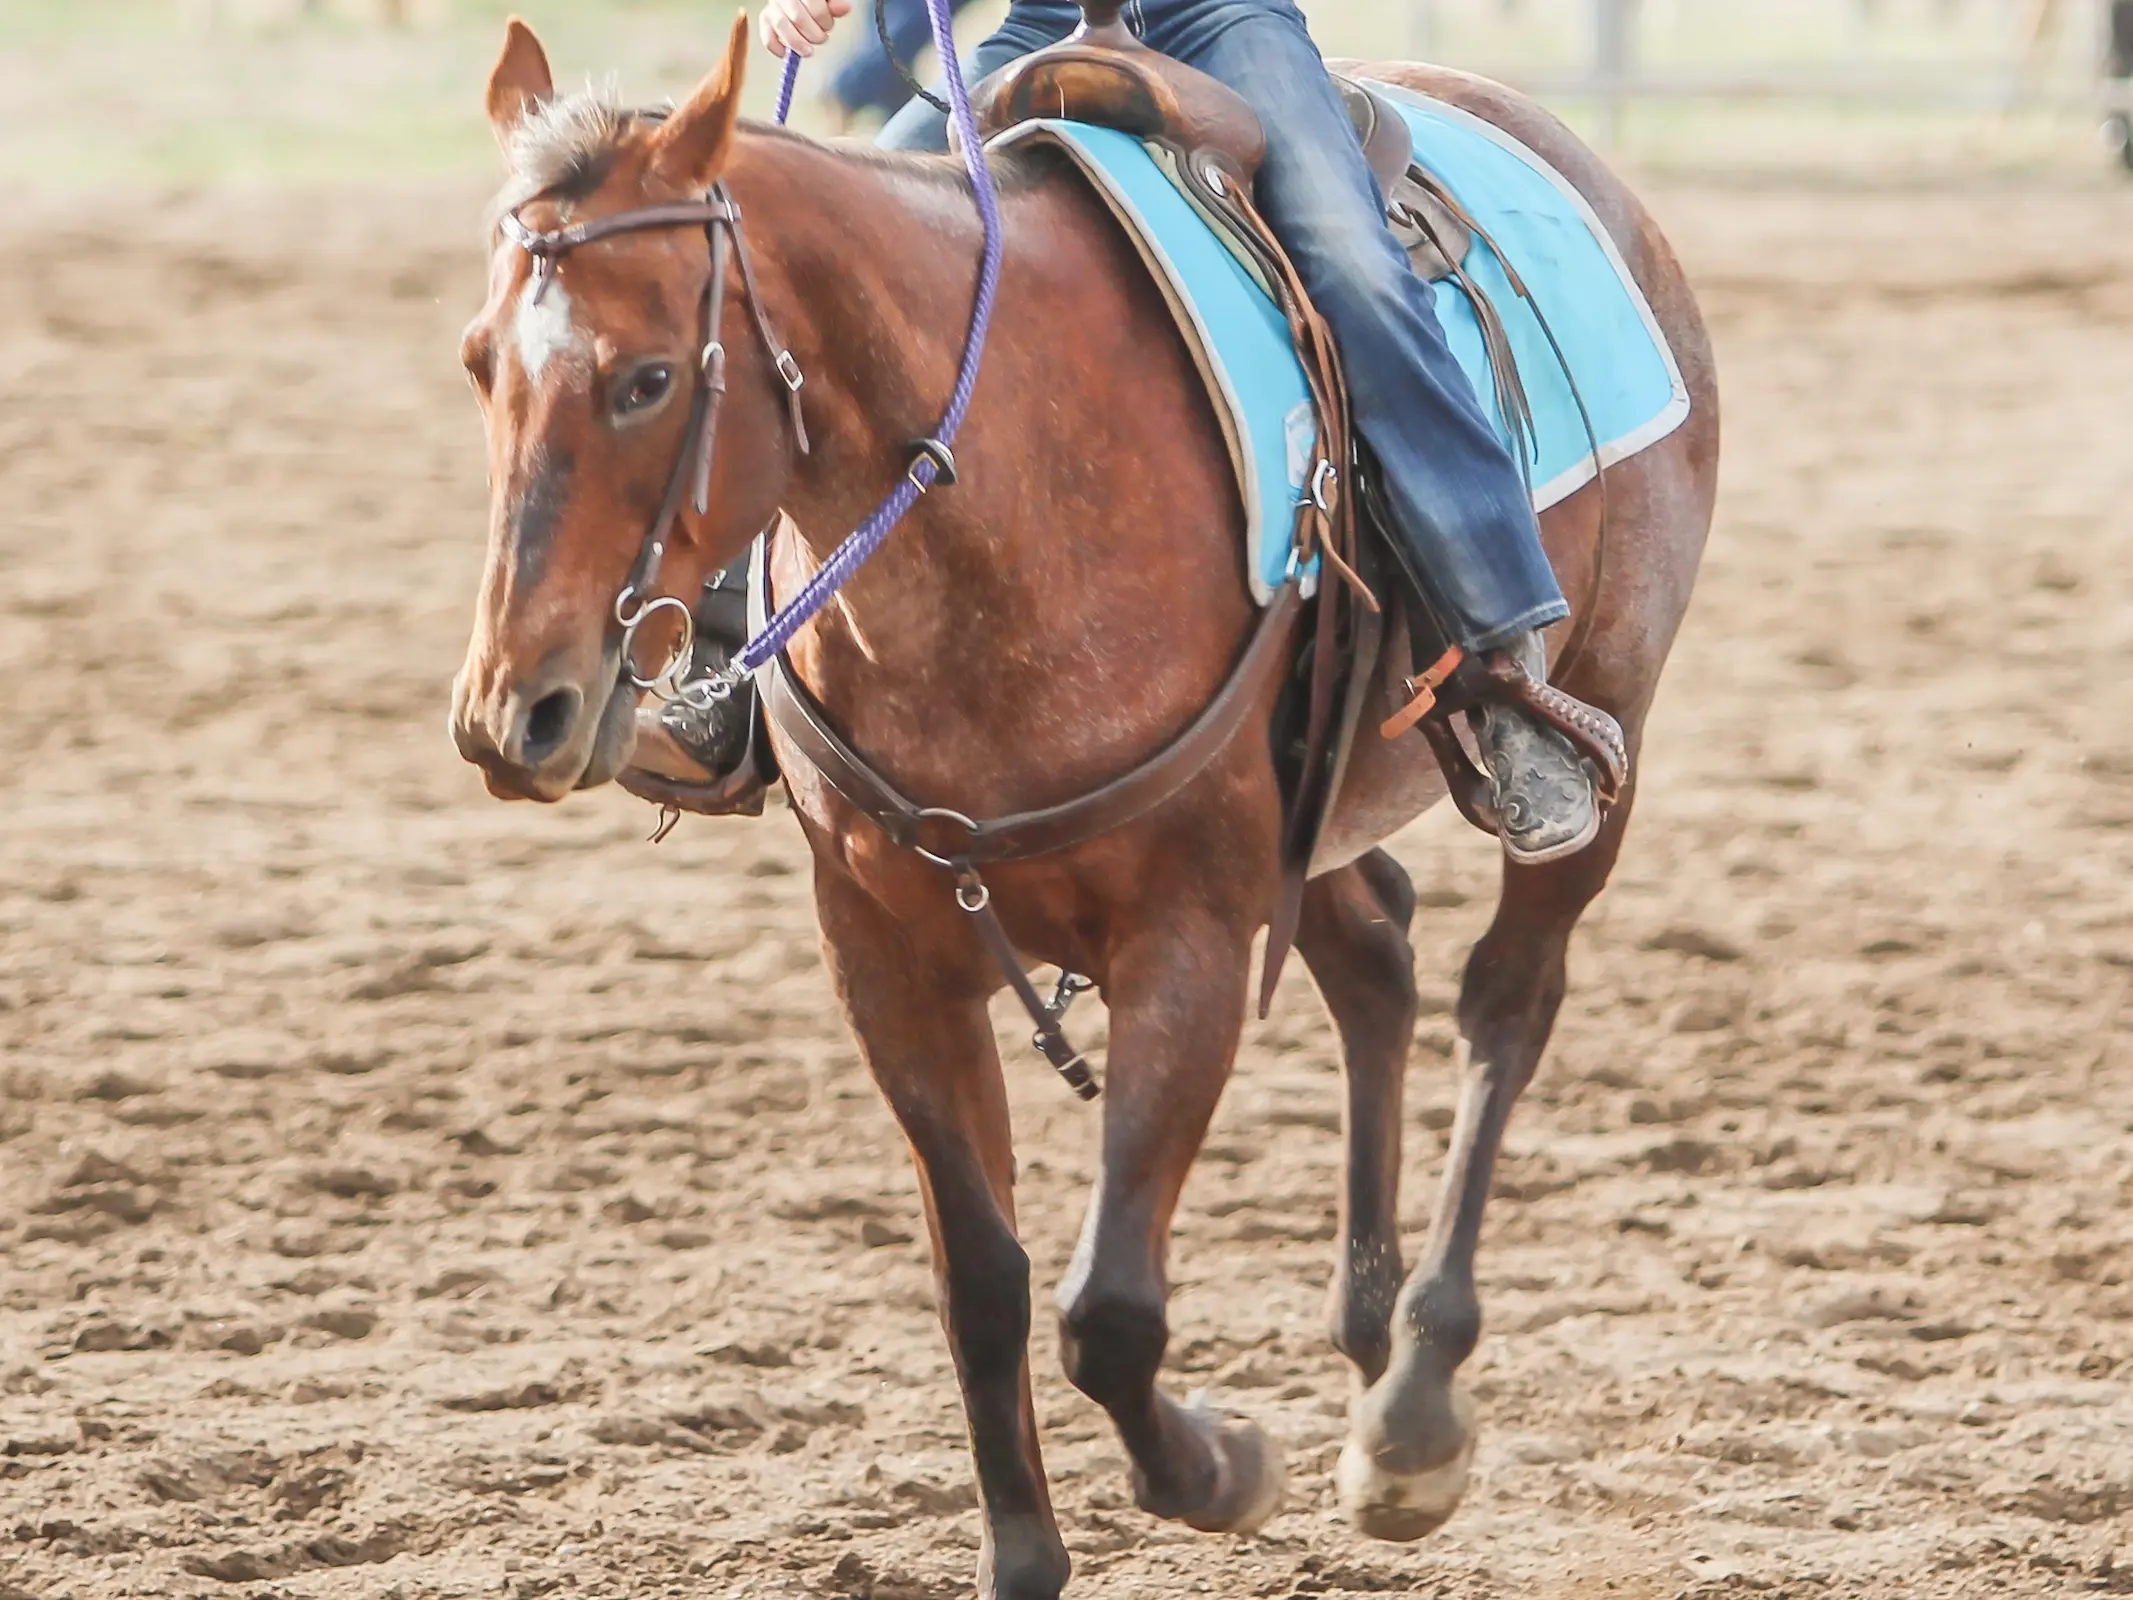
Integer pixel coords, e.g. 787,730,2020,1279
450,15,1717,1596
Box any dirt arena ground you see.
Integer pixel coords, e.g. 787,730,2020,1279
3,167,2131,1600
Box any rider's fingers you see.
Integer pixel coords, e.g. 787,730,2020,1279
759,8,788,56
797,0,839,34
825,0,854,15
772,11,820,54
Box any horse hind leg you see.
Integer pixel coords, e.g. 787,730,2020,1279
1340,779,1637,1542
1297,848,1420,1388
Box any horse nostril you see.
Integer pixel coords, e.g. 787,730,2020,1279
519,685,581,767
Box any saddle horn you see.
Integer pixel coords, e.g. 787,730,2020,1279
1075,0,1139,49
977,0,1268,179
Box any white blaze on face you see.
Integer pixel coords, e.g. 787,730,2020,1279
514,274,584,379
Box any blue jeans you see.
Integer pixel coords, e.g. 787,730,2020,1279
878,0,1566,652
830,0,978,119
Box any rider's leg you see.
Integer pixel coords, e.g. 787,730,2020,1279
875,0,1083,151
1147,0,1560,652
1146,0,1601,862
837,0,1602,860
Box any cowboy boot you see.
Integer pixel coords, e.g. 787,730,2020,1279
1474,629,1606,866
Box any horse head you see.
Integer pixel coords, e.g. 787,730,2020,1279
450,15,793,801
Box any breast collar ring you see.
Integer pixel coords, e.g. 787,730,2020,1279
497,176,810,704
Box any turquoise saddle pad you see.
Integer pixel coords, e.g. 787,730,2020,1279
987,89,1691,604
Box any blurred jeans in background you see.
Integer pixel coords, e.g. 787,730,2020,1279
827,0,980,124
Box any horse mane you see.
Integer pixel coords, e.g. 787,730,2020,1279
491,86,1038,222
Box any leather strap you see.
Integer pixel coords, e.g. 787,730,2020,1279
756,552,1300,1104
1421,715,1502,835
955,869,1100,1101
501,199,737,257
1396,163,1613,684
618,759,769,820
1379,643,1465,741
760,579,1304,868
725,206,811,458
1183,160,1373,1017
688,223,733,516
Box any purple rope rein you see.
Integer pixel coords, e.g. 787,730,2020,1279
730,0,1006,678
774,49,803,125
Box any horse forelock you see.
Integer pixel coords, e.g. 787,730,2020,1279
492,88,646,218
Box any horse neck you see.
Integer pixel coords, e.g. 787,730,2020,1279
721,128,1253,792
725,132,1020,675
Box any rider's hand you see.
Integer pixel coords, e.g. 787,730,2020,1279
760,0,853,59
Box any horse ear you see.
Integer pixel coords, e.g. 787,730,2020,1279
649,13,751,184
486,17,555,155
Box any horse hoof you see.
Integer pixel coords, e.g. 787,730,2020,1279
1337,1381,1475,1542
1179,1395,1286,1536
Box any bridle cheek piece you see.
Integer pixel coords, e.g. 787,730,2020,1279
497,179,809,704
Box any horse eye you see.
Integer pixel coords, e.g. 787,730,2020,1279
613,363,674,419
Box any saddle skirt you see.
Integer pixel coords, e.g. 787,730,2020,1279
985,86,1692,605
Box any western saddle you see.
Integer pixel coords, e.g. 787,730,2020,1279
969,6,1479,283
971,3,1411,199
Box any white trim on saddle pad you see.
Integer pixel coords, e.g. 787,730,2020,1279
1362,81,1693,511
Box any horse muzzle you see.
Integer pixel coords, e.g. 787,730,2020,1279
450,653,638,802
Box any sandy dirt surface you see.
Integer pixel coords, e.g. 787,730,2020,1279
2,172,2132,1600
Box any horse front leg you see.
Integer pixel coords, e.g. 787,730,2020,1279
1055,904,1286,1536
1340,784,1635,1542
816,874,1071,1600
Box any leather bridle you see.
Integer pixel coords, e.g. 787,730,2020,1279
497,178,809,701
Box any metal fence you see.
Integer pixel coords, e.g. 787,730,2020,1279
1387,0,2117,113
1301,0,2128,161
